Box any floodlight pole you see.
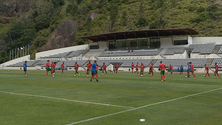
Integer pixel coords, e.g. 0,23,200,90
28,45,29,55
9,50,11,60
12,49,13,60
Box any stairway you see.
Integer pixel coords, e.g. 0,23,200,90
150,59,158,65
31,60,41,67
65,51,73,58
159,48,167,59
83,50,104,60
206,58,214,66
212,45,221,54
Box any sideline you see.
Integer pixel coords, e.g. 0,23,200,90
0,91,134,109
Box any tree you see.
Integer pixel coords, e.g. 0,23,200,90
8,22,25,41
85,17,92,34
137,1,148,28
35,14,51,31
51,0,65,8
121,11,127,26
66,2,79,15
110,1,118,31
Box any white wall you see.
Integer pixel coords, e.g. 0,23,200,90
160,36,190,48
0,55,30,67
164,53,187,59
183,50,189,58
35,45,89,60
190,53,222,58
98,55,163,60
192,37,222,44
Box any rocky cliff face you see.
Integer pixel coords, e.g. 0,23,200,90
0,0,31,23
43,19,77,50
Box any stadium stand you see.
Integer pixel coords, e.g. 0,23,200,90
55,60,88,68
218,46,222,54
211,58,222,68
40,49,89,58
121,59,153,67
189,43,215,54
99,49,162,57
40,52,70,58
164,48,185,55
8,60,39,67
154,58,208,68
66,50,89,58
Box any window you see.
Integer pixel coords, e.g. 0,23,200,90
150,38,160,48
173,40,188,45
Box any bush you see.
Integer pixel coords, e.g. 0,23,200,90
35,14,51,31
189,13,207,23
137,17,148,27
51,0,65,8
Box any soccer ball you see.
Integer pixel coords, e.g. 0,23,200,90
141,75,143,77
185,76,187,78
203,75,205,77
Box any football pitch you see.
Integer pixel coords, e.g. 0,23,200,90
0,70,222,125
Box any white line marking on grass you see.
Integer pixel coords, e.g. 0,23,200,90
0,91,134,109
67,87,222,125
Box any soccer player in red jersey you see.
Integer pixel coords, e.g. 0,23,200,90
134,62,139,75
46,60,50,77
61,62,65,73
51,62,55,77
147,63,154,77
96,65,99,79
74,62,80,76
113,64,119,74
189,62,196,78
159,61,166,81
214,62,220,77
86,61,92,77
102,63,107,75
168,64,173,75
140,63,145,77
204,64,210,77
131,62,134,73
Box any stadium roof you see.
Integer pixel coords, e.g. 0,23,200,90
80,28,198,42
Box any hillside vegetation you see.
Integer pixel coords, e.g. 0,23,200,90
0,0,222,63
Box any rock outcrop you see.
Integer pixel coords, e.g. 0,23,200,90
0,0,31,23
44,19,77,50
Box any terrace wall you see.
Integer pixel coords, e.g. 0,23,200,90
35,45,89,60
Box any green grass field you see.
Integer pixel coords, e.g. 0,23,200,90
0,70,222,125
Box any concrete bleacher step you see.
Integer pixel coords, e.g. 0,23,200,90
159,48,167,59
150,59,158,65
83,50,104,59
31,60,41,67
65,51,74,58
206,58,214,66
212,45,221,54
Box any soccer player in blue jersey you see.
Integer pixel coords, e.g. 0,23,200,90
187,62,191,77
23,61,28,76
180,65,184,74
90,60,98,82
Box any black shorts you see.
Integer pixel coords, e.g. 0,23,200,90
24,68,27,72
91,71,96,75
